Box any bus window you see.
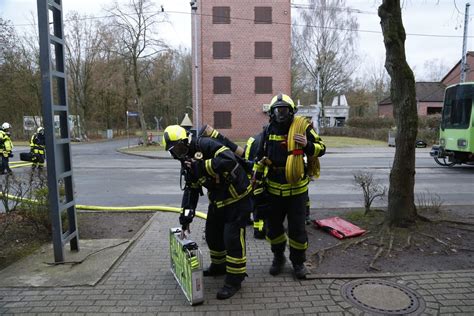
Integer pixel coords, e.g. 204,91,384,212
442,86,473,129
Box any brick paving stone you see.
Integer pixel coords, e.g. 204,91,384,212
440,306,461,313
29,306,55,313
52,306,79,313
99,305,125,312
279,307,304,314
75,306,101,313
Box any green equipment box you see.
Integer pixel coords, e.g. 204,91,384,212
169,227,204,305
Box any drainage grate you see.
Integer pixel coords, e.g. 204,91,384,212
341,279,425,315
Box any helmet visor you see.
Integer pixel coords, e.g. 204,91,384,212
168,141,189,159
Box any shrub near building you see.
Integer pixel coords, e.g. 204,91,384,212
321,115,440,145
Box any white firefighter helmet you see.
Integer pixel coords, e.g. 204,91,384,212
1,122,11,131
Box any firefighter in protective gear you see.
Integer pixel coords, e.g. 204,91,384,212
163,125,252,300
30,127,46,169
244,132,268,239
0,122,13,175
253,94,326,279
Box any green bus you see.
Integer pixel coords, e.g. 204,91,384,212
430,82,474,166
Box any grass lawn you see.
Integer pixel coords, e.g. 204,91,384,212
119,135,385,153
322,136,386,148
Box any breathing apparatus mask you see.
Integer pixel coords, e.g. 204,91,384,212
273,106,292,123
168,140,190,160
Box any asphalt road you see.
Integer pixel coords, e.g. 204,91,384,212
11,139,474,211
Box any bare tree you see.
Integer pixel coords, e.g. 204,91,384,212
417,58,450,82
292,0,359,114
0,18,16,64
65,12,102,139
0,16,42,133
364,58,390,105
353,171,386,214
378,0,418,226
106,0,167,142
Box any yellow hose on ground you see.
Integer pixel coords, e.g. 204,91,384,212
286,116,310,184
10,162,33,168
0,192,207,220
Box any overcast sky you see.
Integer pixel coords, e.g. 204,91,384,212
0,0,472,80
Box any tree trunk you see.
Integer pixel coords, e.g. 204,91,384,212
133,57,147,143
378,1,418,227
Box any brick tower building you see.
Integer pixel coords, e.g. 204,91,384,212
192,0,291,139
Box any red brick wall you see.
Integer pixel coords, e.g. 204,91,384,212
193,0,291,140
442,54,474,87
378,104,393,117
378,102,442,117
417,101,443,116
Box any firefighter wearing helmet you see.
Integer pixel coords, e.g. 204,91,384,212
163,125,252,299
0,122,14,175
253,93,326,279
30,126,46,170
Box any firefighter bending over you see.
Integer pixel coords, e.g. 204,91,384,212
30,127,46,170
163,125,252,299
0,122,14,175
253,94,326,279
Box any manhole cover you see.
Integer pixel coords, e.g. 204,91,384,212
341,279,425,315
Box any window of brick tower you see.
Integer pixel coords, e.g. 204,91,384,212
213,7,230,24
214,111,232,129
213,76,231,94
254,7,272,24
255,42,272,59
255,77,272,94
213,42,231,59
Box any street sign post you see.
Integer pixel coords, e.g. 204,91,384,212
126,111,140,148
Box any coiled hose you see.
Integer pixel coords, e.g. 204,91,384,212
286,116,309,184
286,116,320,184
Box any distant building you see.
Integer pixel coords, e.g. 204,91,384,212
441,51,474,85
296,103,321,133
180,113,193,131
378,82,445,117
192,0,291,139
377,51,474,117
324,95,350,127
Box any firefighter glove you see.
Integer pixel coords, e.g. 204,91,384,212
185,159,204,178
179,209,195,228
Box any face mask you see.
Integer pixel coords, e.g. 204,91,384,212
273,106,291,123
169,142,189,159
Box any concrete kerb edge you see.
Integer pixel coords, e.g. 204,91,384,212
95,211,161,285
305,268,474,280
116,147,171,159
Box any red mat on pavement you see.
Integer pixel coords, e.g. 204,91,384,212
313,216,366,239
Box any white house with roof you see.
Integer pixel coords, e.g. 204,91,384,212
324,95,350,127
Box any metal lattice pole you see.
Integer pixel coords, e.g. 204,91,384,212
37,0,79,262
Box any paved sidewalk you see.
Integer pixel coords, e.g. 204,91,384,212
1,211,473,315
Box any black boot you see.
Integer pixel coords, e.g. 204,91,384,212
253,229,265,240
203,263,226,276
269,253,286,276
216,282,241,300
293,263,309,279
